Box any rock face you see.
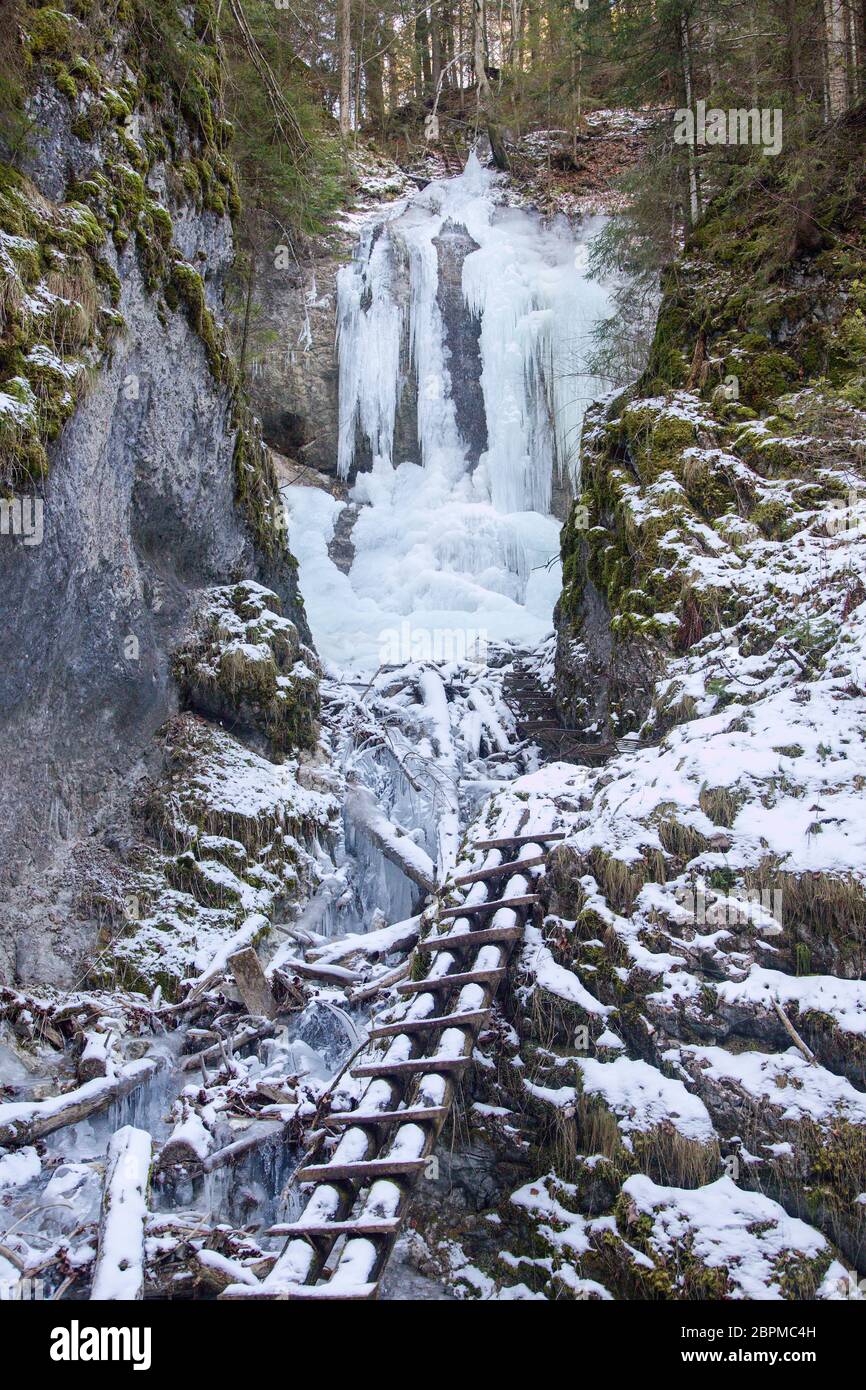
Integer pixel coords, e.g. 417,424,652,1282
433,219,486,466
244,153,412,478
0,10,308,986
246,234,344,477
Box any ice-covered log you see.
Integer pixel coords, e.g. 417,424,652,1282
418,669,460,876
0,1059,158,1149
308,914,421,964
91,1125,152,1301
344,787,436,896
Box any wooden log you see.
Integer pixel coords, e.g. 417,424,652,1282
157,1116,214,1172
77,1029,116,1083
347,961,410,1003
184,912,270,1004
416,924,522,952
439,893,537,919
307,915,421,964
229,947,277,1020
90,1125,152,1301
344,788,436,896
351,1055,472,1079
298,1157,429,1184
472,832,565,849
224,1279,377,1301
264,1218,401,1239
396,966,505,995
273,958,360,987
179,1020,276,1072
195,1249,276,1293
453,855,545,886
201,1119,287,1174
320,1106,448,1128
369,1008,490,1039
0,1059,158,1149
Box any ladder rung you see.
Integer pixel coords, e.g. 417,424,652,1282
439,893,537,919
417,925,522,953
396,967,505,994
264,1218,401,1238
320,1105,449,1128
298,1157,429,1183
368,1009,490,1039
229,1282,377,1301
350,1055,471,1079
472,832,565,849
453,856,545,886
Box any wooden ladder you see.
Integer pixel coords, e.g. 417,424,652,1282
220,826,564,1300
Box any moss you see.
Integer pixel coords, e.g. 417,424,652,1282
750,498,793,539
25,6,79,59
173,580,319,756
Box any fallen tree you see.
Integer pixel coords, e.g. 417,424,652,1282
344,786,436,896
0,1059,158,1149
91,1125,153,1301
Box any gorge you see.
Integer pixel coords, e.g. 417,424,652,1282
0,0,865,1317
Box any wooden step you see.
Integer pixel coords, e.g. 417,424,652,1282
253,1282,378,1301
350,1054,472,1079
320,1105,449,1128
453,855,545,886
368,1009,490,1039
396,966,505,995
416,924,523,953
298,1157,429,1184
439,893,537,920
472,832,565,849
264,1218,401,1238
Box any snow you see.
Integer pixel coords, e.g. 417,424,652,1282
0,1145,41,1190
575,1055,716,1144
621,1174,829,1300
90,1126,152,1301
521,923,613,1016
672,1044,866,1127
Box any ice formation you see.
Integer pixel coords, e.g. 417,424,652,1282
285,154,615,671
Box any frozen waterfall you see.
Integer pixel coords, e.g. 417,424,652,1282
285,153,615,672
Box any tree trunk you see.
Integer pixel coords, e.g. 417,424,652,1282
824,0,849,115
339,0,352,136
431,3,442,95
416,8,433,99
473,0,491,98
386,12,399,113
679,11,701,228
367,24,385,129
783,0,803,111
